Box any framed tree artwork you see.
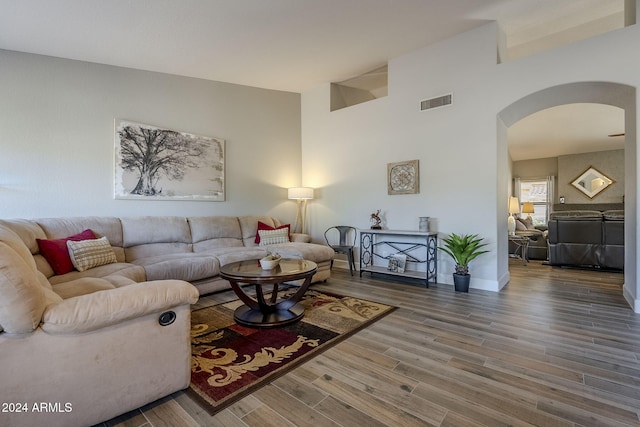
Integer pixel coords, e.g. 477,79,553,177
114,120,225,201
387,159,419,195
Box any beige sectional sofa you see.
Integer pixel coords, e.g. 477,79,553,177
0,215,334,427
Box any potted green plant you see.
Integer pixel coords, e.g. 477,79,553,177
438,233,489,292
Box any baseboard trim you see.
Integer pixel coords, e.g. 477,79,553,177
623,284,639,313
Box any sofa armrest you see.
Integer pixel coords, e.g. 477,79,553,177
290,233,311,243
41,280,199,334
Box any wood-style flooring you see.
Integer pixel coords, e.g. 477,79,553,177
99,260,640,427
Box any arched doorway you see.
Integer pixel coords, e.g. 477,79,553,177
497,82,637,310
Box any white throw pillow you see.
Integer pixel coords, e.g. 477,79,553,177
67,236,117,272
258,228,289,246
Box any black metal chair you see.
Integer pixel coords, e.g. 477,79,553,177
324,226,357,275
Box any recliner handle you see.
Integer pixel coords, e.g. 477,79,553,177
158,311,176,326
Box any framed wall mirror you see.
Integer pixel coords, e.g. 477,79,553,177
570,166,614,199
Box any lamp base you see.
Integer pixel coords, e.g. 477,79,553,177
292,199,308,234
507,215,516,235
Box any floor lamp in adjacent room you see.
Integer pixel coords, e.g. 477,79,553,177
288,187,314,234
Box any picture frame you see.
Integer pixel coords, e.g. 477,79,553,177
387,253,407,273
387,159,419,195
569,165,614,199
114,120,225,201
387,257,399,272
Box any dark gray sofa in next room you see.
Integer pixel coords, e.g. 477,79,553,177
547,210,624,270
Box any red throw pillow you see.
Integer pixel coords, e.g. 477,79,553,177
254,221,290,244
36,229,97,275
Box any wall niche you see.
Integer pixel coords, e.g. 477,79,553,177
330,65,387,111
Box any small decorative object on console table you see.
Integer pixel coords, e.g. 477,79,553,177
438,233,489,293
387,253,407,273
419,216,430,232
359,228,437,287
370,209,382,229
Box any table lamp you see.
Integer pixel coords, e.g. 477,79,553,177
521,202,535,221
508,196,520,235
288,187,314,234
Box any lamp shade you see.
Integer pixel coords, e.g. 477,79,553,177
508,197,520,214
521,202,535,214
288,187,314,200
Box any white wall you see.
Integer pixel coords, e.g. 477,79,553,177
302,20,640,306
0,50,302,221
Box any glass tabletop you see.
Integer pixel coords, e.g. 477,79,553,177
220,259,317,280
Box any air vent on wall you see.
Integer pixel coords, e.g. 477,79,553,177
420,93,452,111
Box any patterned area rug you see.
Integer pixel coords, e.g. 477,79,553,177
189,288,395,415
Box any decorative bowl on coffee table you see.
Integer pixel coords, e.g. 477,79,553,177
259,258,280,269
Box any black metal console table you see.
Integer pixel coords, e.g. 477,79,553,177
359,229,437,287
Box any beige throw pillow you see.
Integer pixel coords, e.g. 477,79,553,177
67,236,117,272
515,219,527,231
521,216,536,230
258,228,289,246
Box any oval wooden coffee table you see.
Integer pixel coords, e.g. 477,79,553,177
220,259,318,328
